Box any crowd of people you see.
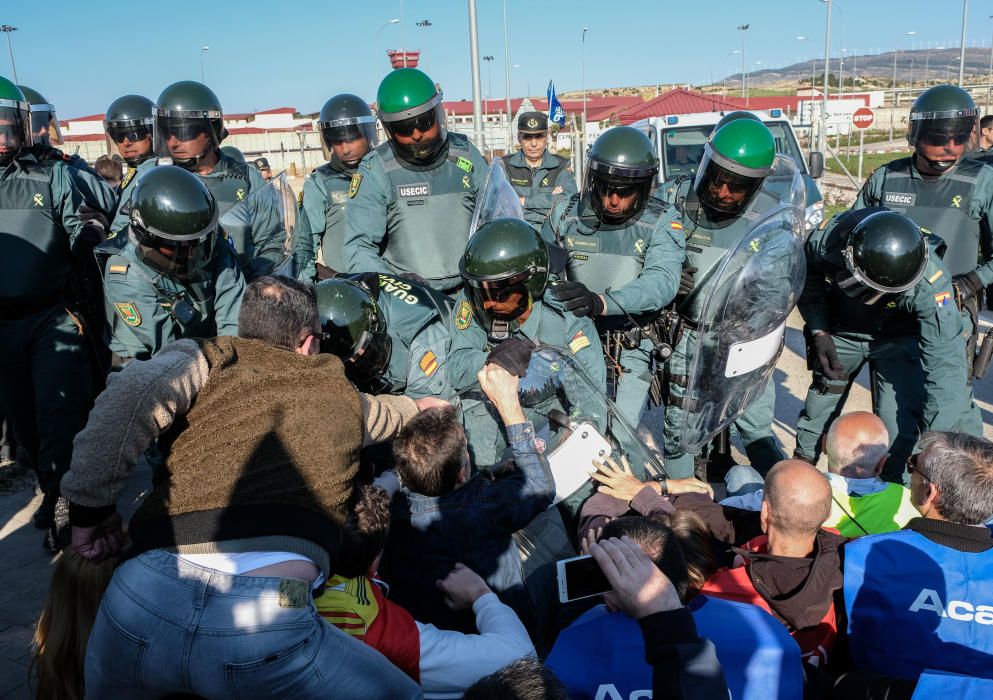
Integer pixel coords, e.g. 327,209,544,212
1,63,992,699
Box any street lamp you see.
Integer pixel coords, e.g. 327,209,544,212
737,24,750,103
502,0,512,149
819,1,832,157
200,46,209,83
958,0,969,85
377,18,400,65
987,15,993,113
415,19,431,72
483,55,494,99
1,25,17,83
797,36,816,102
582,27,588,162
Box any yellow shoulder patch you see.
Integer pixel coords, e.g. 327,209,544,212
348,173,362,198
419,351,439,377
114,301,141,327
455,300,473,330
109,264,129,274
928,269,944,284
569,330,591,354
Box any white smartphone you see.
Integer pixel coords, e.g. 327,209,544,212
557,553,612,604
546,422,613,504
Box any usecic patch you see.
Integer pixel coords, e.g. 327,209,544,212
419,351,439,377
348,173,362,198
114,302,141,327
455,300,473,330
456,156,474,173
569,331,591,354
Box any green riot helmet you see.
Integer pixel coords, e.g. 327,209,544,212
153,81,226,169
693,119,775,218
376,68,447,163
836,209,929,306
582,126,659,225
460,218,549,340
711,110,762,136
104,94,154,167
908,84,979,172
0,77,30,165
315,279,393,386
128,165,219,282
220,145,246,163
18,85,63,146
319,93,379,166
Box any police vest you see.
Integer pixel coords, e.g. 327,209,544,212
503,156,570,229
545,600,803,700
375,273,448,394
379,134,477,287
0,157,65,301
559,195,668,305
843,529,993,681
874,157,984,276
200,158,257,219
827,482,918,537
700,534,838,666
309,164,352,272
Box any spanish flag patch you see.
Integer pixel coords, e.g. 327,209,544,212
419,351,439,377
670,221,683,230
934,291,952,307
569,331,591,354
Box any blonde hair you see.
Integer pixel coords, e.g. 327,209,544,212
31,550,118,700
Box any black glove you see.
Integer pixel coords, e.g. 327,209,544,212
485,337,536,378
73,204,110,254
678,266,698,297
552,280,605,318
953,271,984,305
812,332,847,381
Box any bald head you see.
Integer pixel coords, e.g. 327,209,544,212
763,460,832,539
824,412,889,478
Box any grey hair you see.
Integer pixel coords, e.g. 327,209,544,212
824,413,890,478
917,431,993,525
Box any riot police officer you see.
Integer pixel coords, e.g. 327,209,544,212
295,94,379,282
111,81,283,280
543,126,684,428
99,165,245,362
448,218,605,464
795,208,980,481
0,77,101,547
502,110,577,232
657,118,785,476
316,274,454,400
343,68,489,294
853,85,993,383
104,94,155,205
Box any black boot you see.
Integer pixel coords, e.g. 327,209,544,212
43,497,70,552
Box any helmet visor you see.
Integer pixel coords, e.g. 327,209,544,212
463,265,537,335
0,104,30,159
693,151,765,217
908,115,977,150
319,120,379,163
584,170,653,224
28,105,62,146
132,228,217,282
343,323,393,386
153,113,221,160
381,104,447,162
837,242,928,305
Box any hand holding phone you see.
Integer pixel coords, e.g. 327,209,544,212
589,536,682,619
557,553,612,603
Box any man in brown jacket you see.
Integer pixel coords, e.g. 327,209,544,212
62,275,435,699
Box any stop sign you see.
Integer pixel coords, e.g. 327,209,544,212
853,107,874,129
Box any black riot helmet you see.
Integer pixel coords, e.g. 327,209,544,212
908,84,978,172
18,85,63,146
315,279,393,386
104,94,154,167
153,81,227,169
836,209,929,306
460,218,549,341
128,165,219,282
582,126,659,225
318,94,379,167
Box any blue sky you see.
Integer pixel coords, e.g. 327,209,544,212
2,1,989,118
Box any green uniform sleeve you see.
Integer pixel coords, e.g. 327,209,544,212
969,166,993,287
404,321,455,400
796,228,833,334
446,293,490,391
602,206,685,316
557,167,578,199
852,166,884,210
103,266,176,361
213,244,245,336
343,153,393,275
914,263,970,430
245,167,286,279
567,314,607,393
294,176,328,282
67,154,118,217
51,161,84,246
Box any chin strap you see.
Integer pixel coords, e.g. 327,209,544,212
916,150,957,173
172,148,218,170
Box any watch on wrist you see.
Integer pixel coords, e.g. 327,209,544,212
655,476,669,496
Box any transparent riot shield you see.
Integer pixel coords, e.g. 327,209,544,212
468,157,525,235
679,154,807,452
219,171,296,279
460,344,665,514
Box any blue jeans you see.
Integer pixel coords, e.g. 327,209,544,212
85,549,421,699
724,464,765,499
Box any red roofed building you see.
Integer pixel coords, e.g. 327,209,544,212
616,89,744,125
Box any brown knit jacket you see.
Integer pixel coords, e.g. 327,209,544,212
127,336,364,570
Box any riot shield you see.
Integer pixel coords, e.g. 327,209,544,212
468,157,525,235
460,344,665,510
219,171,296,279
679,154,807,452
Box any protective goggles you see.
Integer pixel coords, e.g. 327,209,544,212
109,125,151,144
389,109,438,138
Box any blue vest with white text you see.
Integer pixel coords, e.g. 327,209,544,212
844,530,993,681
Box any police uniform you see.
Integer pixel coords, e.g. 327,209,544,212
795,216,981,480
109,153,282,280
543,193,685,427
447,292,605,466
342,133,490,293
367,273,455,400
502,112,577,232
294,160,352,282
0,148,96,502
34,145,118,218
658,177,785,476
100,236,245,361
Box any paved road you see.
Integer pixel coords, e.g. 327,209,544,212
1,308,991,696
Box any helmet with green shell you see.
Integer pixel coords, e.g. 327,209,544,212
376,68,446,162
0,77,30,164
693,119,775,218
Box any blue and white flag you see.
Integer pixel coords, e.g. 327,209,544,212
547,79,566,127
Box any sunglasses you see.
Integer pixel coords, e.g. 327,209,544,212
594,180,638,199
906,454,930,481
390,110,438,138
109,126,151,144
164,122,210,142
920,131,972,147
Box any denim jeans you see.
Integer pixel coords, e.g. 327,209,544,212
85,549,421,699
724,464,766,499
